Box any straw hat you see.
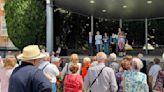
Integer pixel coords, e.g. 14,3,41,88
17,45,46,61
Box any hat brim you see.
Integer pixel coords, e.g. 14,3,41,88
17,53,46,61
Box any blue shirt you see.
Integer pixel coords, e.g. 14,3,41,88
8,62,52,92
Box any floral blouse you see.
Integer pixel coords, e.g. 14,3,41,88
123,70,149,92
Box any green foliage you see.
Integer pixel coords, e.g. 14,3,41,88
5,0,46,50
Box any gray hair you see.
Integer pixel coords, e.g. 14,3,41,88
109,53,117,61
132,58,143,71
83,57,91,63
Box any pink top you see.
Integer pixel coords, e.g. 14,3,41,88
64,74,83,92
0,68,15,92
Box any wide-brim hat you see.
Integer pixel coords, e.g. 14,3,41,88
17,45,46,61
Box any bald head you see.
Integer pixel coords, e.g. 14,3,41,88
96,52,107,63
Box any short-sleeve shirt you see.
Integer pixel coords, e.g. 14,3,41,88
8,62,52,92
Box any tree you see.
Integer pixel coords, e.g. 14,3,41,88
5,0,46,50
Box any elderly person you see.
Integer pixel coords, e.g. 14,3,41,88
51,57,61,70
0,55,17,92
137,53,147,74
82,57,91,78
62,53,81,76
64,64,83,92
116,59,132,92
8,45,52,92
38,52,60,92
123,58,149,92
84,52,118,92
148,58,162,90
106,53,119,73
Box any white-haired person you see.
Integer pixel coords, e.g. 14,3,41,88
137,53,147,74
122,58,149,92
105,53,119,73
0,55,17,92
62,53,81,76
82,57,91,78
51,57,62,92
38,52,60,92
84,52,118,92
51,57,61,70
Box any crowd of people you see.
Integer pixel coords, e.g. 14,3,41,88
88,28,133,57
0,45,163,92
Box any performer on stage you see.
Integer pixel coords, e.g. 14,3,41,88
88,32,94,56
95,31,102,53
103,32,110,55
117,28,126,56
110,33,117,53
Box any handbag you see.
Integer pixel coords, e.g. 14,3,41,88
88,66,106,92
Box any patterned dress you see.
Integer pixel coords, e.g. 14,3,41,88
153,70,164,91
116,71,124,92
123,70,149,92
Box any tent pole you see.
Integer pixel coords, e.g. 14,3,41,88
91,16,94,34
46,0,54,52
145,18,148,55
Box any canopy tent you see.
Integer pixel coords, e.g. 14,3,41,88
54,0,164,19
46,0,164,54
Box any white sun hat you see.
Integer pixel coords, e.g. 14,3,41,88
17,45,46,61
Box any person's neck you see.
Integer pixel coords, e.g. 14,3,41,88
5,66,14,69
71,73,78,75
22,61,34,65
98,62,104,64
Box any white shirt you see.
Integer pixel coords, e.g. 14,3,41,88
95,35,102,45
148,64,161,82
38,61,60,83
61,62,81,76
